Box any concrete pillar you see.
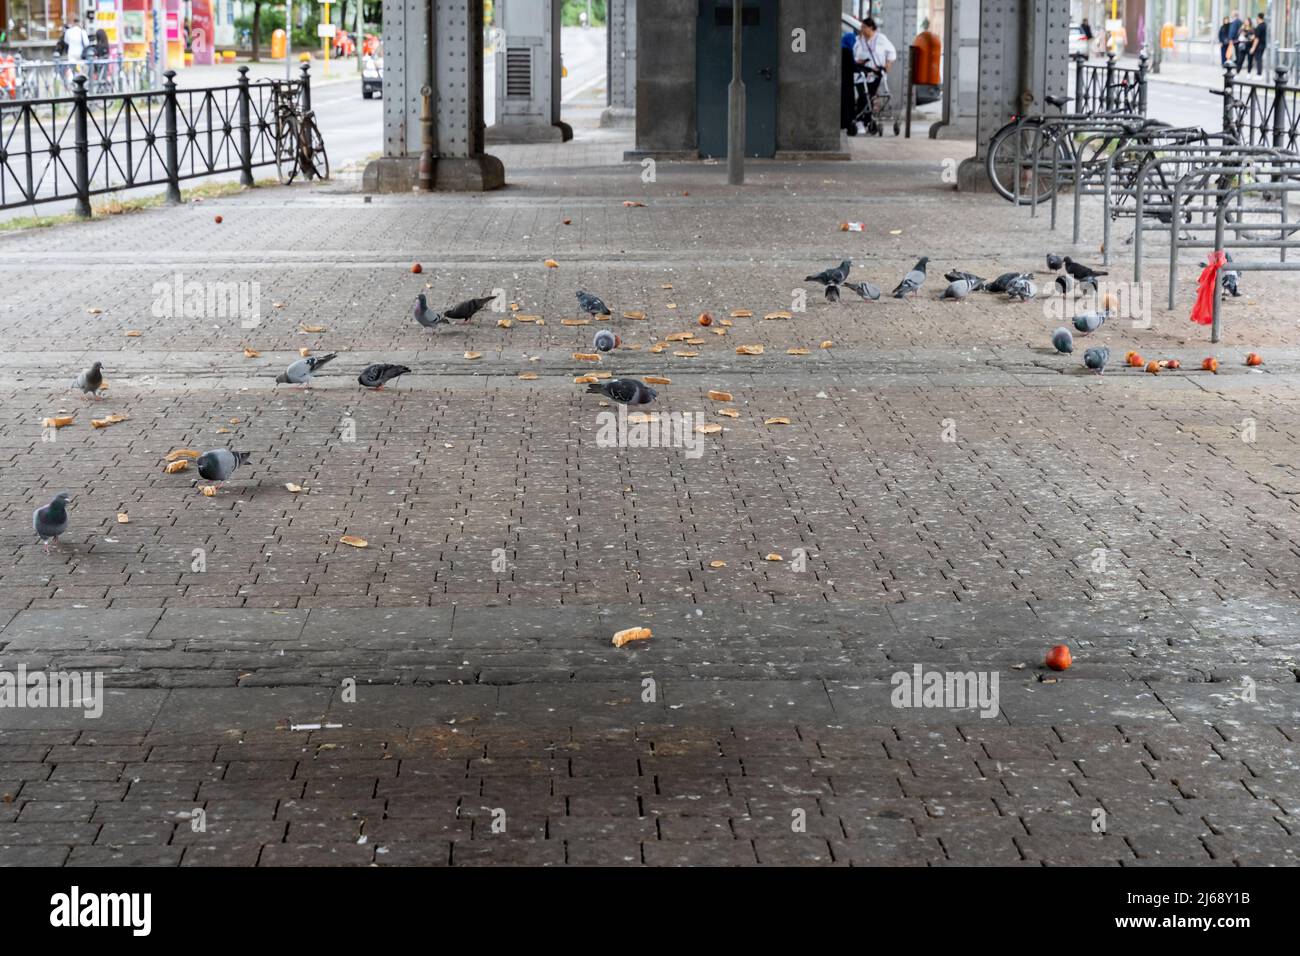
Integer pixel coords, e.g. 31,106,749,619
601,0,637,127
957,0,1070,191
363,0,504,192
629,0,697,158
880,0,917,114
931,0,980,139
486,0,573,143
777,0,847,157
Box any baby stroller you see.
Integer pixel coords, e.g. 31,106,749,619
851,64,900,136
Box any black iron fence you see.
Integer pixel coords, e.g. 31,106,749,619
1220,66,1300,152
0,63,312,217
1,55,157,102
1072,52,1148,116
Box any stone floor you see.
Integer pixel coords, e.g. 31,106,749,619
1,125,1298,866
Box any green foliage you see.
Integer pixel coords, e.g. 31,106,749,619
560,0,605,27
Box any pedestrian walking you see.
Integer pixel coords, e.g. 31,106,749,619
1218,17,1232,66
1251,12,1268,75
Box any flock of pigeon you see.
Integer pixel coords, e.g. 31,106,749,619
37,249,1238,551
35,287,657,552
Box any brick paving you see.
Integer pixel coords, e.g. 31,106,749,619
0,128,1298,865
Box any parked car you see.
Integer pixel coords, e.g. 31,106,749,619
362,42,382,98
1069,24,1090,57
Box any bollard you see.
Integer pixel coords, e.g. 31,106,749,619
1137,50,1149,116
1072,53,1086,114
1223,65,1236,138
1104,52,1116,112
72,74,91,219
163,69,181,205
299,62,312,113
1273,65,1287,150
237,65,254,187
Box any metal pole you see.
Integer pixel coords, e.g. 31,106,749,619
286,0,293,82
356,0,362,76
727,0,745,185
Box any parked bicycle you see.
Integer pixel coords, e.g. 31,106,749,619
271,81,329,185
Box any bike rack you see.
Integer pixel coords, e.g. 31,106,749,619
1211,176,1300,341
1011,112,1146,219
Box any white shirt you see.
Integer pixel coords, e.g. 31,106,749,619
63,24,90,60
853,31,897,70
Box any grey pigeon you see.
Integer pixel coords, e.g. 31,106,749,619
1077,275,1099,297
358,363,411,389
1052,327,1074,353
1055,274,1073,299
1046,253,1064,271
986,271,1030,293
1197,253,1242,297
593,329,620,352
891,257,929,299
805,259,851,286
576,291,612,317
445,295,498,322
825,284,841,303
196,448,250,488
33,492,70,554
1006,277,1037,301
275,352,338,386
1064,256,1107,282
844,280,881,301
585,378,657,406
944,270,985,286
940,278,979,301
1083,346,1110,375
1073,310,1108,334
413,293,447,330
76,361,105,399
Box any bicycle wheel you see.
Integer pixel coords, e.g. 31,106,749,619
986,120,1071,204
307,120,329,180
275,114,300,184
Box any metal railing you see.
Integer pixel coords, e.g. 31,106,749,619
1072,52,1148,116
1220,65,1300,151
0,63,312,217
1,55,158,102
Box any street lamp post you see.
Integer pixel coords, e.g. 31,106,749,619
727,1,745,185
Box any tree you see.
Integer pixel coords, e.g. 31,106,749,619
251,0,265,61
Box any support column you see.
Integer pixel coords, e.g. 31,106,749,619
600,0,637,127
363,0,504,192
486,0,572,143
880,0,917,118
931,0,979,139
956,0,1070,191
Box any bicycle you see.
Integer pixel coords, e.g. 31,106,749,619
271,81,329,185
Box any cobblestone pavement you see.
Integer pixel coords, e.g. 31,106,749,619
1,129,1298,865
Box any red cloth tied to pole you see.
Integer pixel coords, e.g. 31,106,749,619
1191,251,1226,326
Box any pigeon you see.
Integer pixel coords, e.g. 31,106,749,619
1083,345,1110,375
825,284,841,303
1046,253,1064,271
1198,254,1242,297
805,259,851,286
585,378,657,406
358,363,411,390
445,295,499,323
1073,310,1108,334
944,270,985,286
33,492,70,554
275,352,338,386
413,293,448,330
1055,274,1073,299
985,271,1031,294
593,329,620,352
196,448,251,489
576,291,612,318
1077,275,1099,297
891,257,929,298
844,280,881,301
76,361,105,399
1005,277,1037,301
1052,327,1074,353
940,278,979,301
1064,256,1108,282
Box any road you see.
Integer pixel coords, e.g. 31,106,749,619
1145,77,1224,130
0,26,607,224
